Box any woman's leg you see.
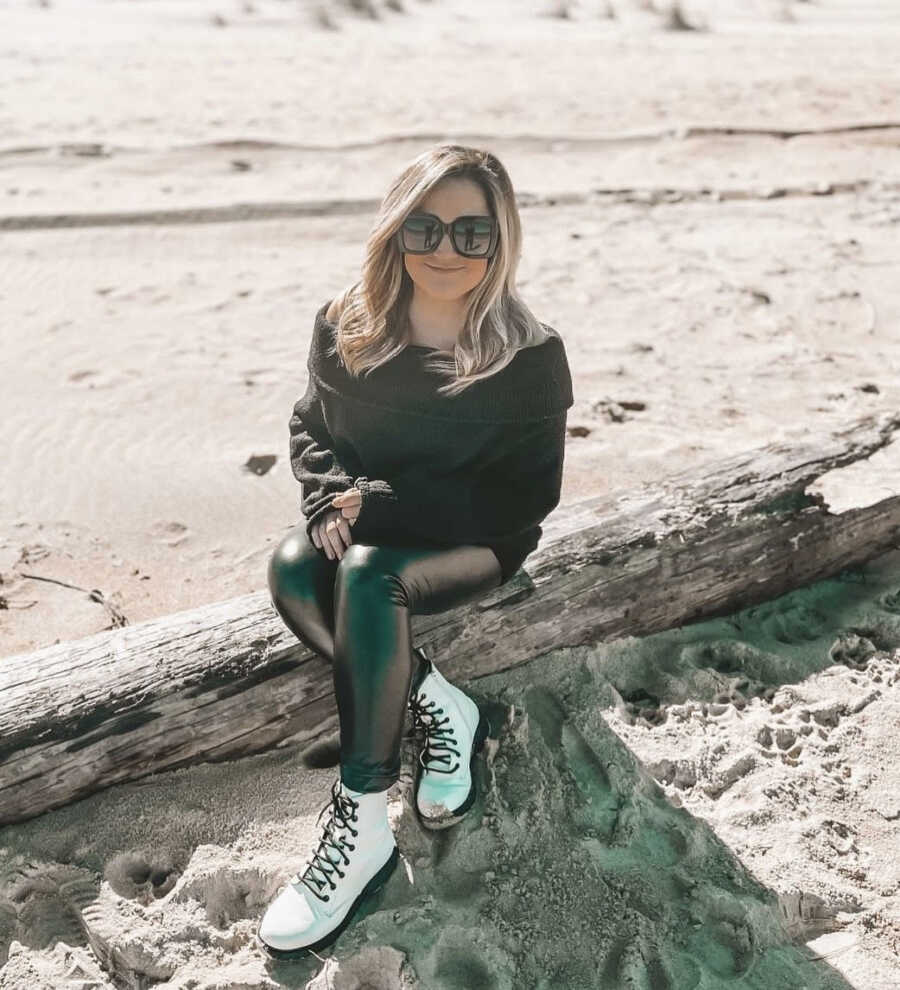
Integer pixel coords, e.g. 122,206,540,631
260,524,502,955
267,521,339,662
267,523,437,692
332,540,502,793
266,521,502,792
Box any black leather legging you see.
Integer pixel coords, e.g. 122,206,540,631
267,521,503,793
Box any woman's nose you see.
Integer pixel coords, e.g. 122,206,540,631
432,234,457,259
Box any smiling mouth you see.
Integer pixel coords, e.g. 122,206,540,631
426,263,463,272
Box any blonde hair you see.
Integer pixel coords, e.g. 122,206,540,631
324,143,555,398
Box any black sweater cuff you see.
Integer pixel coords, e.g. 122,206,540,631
353,477,400,534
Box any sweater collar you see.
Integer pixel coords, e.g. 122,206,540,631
307,301,573,424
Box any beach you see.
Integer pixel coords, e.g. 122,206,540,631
2,0,900,986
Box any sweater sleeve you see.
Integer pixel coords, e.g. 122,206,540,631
288,376,403,543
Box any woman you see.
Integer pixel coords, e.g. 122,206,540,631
258,144,573,957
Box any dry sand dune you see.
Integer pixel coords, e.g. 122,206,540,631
2,0,900,986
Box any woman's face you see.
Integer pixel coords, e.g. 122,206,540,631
402,177,491,303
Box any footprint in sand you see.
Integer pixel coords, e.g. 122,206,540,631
171,865,274,929
148,520,189,547
524,684,623,843
619,686,667,726
742,597,831,645
778,889,846,941
877,587,900,614
75,858,274,988
66,368,122,389
433,937,498,990
828,630,878,667
601,937,703,990
240,367,281,387
758,695,841,767
0,858,97,960
104,848,186,904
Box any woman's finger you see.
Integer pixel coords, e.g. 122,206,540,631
316,520,337,560
313,521,332,557
333,515,352,549
331,516,353,558
324,516,346,560
332,489,361,505
332,492,361,517
339,505,361,524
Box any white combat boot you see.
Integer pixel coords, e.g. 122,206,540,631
257,776,398,957
407,647,491,830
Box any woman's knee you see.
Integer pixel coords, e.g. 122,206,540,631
336,543,410,604
267,526,320,602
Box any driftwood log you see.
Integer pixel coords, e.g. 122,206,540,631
2,411,899,826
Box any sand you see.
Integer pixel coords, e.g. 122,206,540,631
2,0,900,986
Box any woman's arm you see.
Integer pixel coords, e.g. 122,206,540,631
289,376,400,543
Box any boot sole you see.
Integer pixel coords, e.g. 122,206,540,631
256,843,400,958
415,709,491,831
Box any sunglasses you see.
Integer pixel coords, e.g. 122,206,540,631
396,211,499,260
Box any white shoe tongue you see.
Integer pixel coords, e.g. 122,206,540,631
323,843,346,867
295,829,350,886
328,816,356,852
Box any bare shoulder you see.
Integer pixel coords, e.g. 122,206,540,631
326,297,342,323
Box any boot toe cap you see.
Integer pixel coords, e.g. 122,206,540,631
416,777,473,823
258,883,318,950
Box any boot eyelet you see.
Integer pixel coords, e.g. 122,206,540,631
323,894,330,901
336,870,344,878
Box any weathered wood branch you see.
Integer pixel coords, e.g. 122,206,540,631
2,411,899,825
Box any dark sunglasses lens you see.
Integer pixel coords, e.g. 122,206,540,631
452,217,493,257
402,215,443,253
400,215,494,256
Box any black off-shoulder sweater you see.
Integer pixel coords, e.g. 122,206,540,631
287,301,574,584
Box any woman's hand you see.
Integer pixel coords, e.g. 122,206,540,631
310,487,361,560
331,487,361,524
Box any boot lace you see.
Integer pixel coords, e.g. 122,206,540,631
408,691,461,775
291,778,359,902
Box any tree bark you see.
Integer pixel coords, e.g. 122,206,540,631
2,411,899,825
